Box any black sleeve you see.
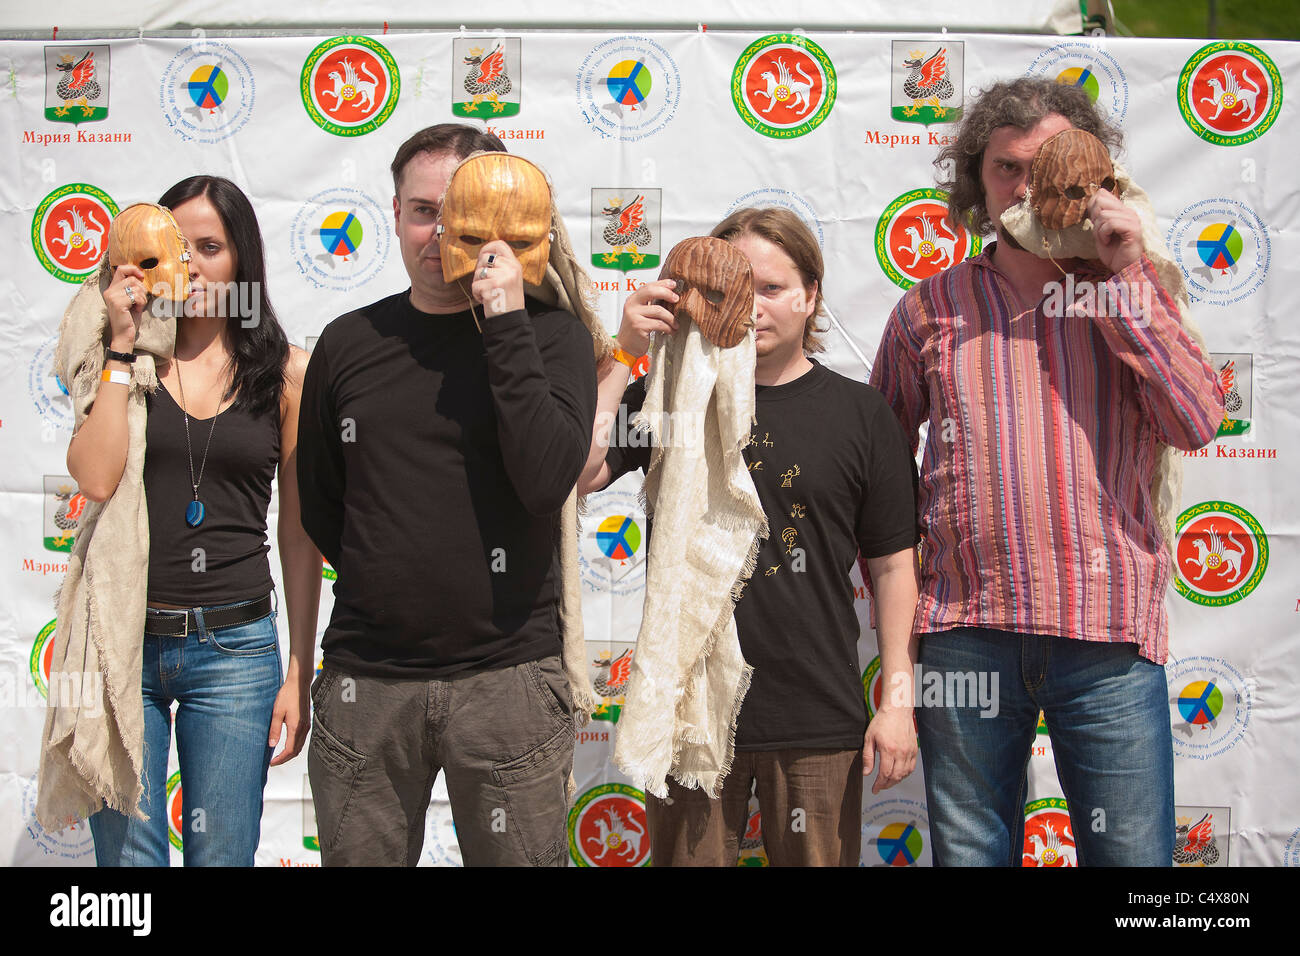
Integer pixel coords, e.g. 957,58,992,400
481,305,598,515
296,335,345,568
603,378,652,486
856,394,921,559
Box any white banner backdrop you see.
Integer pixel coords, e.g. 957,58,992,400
0,29,1294,867
0,1,1085,34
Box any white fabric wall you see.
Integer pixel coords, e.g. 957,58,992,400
1,27,1294,867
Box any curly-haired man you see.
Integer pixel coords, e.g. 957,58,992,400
872,78,1223,866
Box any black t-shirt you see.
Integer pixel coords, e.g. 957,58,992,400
297,291,596,679
606,360,918,750
143,384,279,605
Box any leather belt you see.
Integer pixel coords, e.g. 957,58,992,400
144,594,273,638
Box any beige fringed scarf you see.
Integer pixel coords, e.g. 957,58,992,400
515,156,614,723
1001,161,1209,552
612,323,767,799
37,257,175,828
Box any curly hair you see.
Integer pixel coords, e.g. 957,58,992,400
710,206,827,354
938,77,1123,237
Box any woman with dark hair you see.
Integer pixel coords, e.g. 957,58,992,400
68,176,320,866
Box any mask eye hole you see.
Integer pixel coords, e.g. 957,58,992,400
506,239,531,251
140,257,159,269
672,279,686,296
703,289,724,305
1064,185,1087,200
1100,176,1116,192
459,235,486,246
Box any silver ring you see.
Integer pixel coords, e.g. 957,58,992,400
479,268,489,279
125,285,136,304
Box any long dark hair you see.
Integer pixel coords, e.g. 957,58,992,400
158,175,288,418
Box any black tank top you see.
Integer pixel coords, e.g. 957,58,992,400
144,383,279,605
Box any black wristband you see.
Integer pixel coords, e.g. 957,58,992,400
105,348,137,364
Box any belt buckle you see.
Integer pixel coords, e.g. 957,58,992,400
152,608,188,638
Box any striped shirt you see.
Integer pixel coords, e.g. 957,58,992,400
871,250,1223,663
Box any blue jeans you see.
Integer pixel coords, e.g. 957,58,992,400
916,627,1173,867
89,597,282,866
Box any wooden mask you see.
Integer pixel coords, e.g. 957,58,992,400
1030,128,1117,231
660,237,754,349
438,153,552,285
107,203,192,302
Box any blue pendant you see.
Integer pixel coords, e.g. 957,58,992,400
185,499,205,528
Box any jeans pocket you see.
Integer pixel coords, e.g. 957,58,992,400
207,613,279,657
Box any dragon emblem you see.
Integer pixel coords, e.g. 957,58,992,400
50,204,107,264
54,52,102,118
1217,359,1243,415
1184,523,1246,584
51,485,87,548
592,649,632,699
1200,64,1261,124
600,196,652,264
461,45,511,113
901,49,954,118
1173,813,1220,865
740,810,764,851
585,805,646,863
1023,819,1076,867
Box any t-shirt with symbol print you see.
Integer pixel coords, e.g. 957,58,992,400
603,359,919,751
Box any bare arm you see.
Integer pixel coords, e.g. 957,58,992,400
66,264,148,501
577,279,678,495
269,346,322,766
862,547,920,793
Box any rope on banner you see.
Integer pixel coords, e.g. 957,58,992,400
824,302,874,378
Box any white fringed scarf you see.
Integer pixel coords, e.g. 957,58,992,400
612,323,767,798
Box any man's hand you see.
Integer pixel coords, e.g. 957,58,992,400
268,665,311,767
863,707,917,794
1087,188,1144,275
617,278,680,357
471,240,527,318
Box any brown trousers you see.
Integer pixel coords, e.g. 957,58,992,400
308,655,574,866
646,748,863,866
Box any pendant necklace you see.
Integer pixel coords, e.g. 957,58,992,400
174,357,220,528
